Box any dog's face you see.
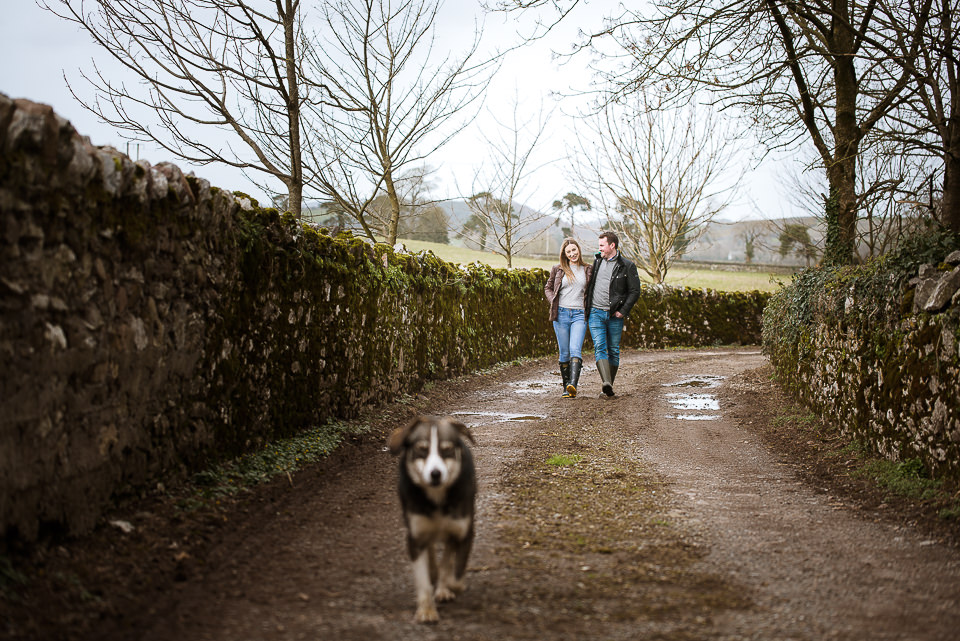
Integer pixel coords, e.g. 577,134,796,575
388,416,474,491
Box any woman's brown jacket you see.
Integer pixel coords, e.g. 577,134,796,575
544,264,593,322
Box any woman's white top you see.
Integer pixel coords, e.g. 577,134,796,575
558,264,587,309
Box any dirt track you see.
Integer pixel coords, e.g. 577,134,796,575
4,348,960,640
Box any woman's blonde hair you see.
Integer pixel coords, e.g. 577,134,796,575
559,238,586,280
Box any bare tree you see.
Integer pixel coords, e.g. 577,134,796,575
572,92,743,284
455,96,555,267
782,141,936,261
43,0,319,217
497,0,933,264
302,0,493,246
359,166,451,244
855,145,939,257
459,191,513,255
356,166,433,239
877,0,960,232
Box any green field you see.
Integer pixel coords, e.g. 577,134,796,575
395,238,789,292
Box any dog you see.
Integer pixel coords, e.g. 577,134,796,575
387,415,477,624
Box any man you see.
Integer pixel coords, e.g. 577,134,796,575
584,231,642,397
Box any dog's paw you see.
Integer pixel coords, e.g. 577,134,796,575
414,604,440,624
435,586,457,602
435,578,465,602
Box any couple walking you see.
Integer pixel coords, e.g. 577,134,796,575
544,231,642,398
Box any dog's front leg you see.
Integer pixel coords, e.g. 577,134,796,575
412,547,439,623
435,541,465,602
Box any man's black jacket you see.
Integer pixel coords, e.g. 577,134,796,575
584,251,643,318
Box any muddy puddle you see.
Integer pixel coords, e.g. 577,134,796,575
509,373,561,395
450,410,547,425
662,374,725,421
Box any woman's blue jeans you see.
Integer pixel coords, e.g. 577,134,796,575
588,308,624,366
553,307,586,361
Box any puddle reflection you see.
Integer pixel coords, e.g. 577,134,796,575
664,393,719,411
663,374,724,421
662,374,725,389
451,411,546,424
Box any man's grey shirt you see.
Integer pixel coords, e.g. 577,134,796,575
592,256,616,310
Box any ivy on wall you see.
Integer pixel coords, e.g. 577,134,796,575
762,228,960,482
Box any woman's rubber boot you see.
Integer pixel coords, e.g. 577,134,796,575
596,359,615,397
565,358,582,398
559,361,571,397
610,363,619,385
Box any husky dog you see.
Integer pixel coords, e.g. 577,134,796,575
387,415,477,624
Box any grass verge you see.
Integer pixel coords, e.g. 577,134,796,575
188,419,372,503
767,395,960,527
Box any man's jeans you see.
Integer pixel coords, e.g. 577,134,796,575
553,307,586,361
588,308,624,366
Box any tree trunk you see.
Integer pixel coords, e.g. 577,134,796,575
943,81,960,232
938,0,960,234
283,0,303,219
287,179,303,220
504,226,512,268
384,170,401,246
824,1,860,265
944,152,960,233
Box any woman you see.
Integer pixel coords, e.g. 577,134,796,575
544,238,592,398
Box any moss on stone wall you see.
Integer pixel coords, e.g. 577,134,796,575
622,285,768,348
762,228,960,482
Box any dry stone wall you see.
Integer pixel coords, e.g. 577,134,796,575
621,285,768,349
1,95,768,542
763,241,960,482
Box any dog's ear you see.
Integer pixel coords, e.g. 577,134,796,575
449,418,474,445
387,416,421,455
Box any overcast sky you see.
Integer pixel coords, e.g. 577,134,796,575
0,1,802,223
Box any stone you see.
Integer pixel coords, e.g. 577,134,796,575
131,317,149,352
235,193,254,211
6,100,56,155
913,277,939,312
155,162,194,204
44,322,67,350
96,148,124,196
66,137,97,186
923,266,960,312
108,519,134,534
945,250,960,266
148,164,169,200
